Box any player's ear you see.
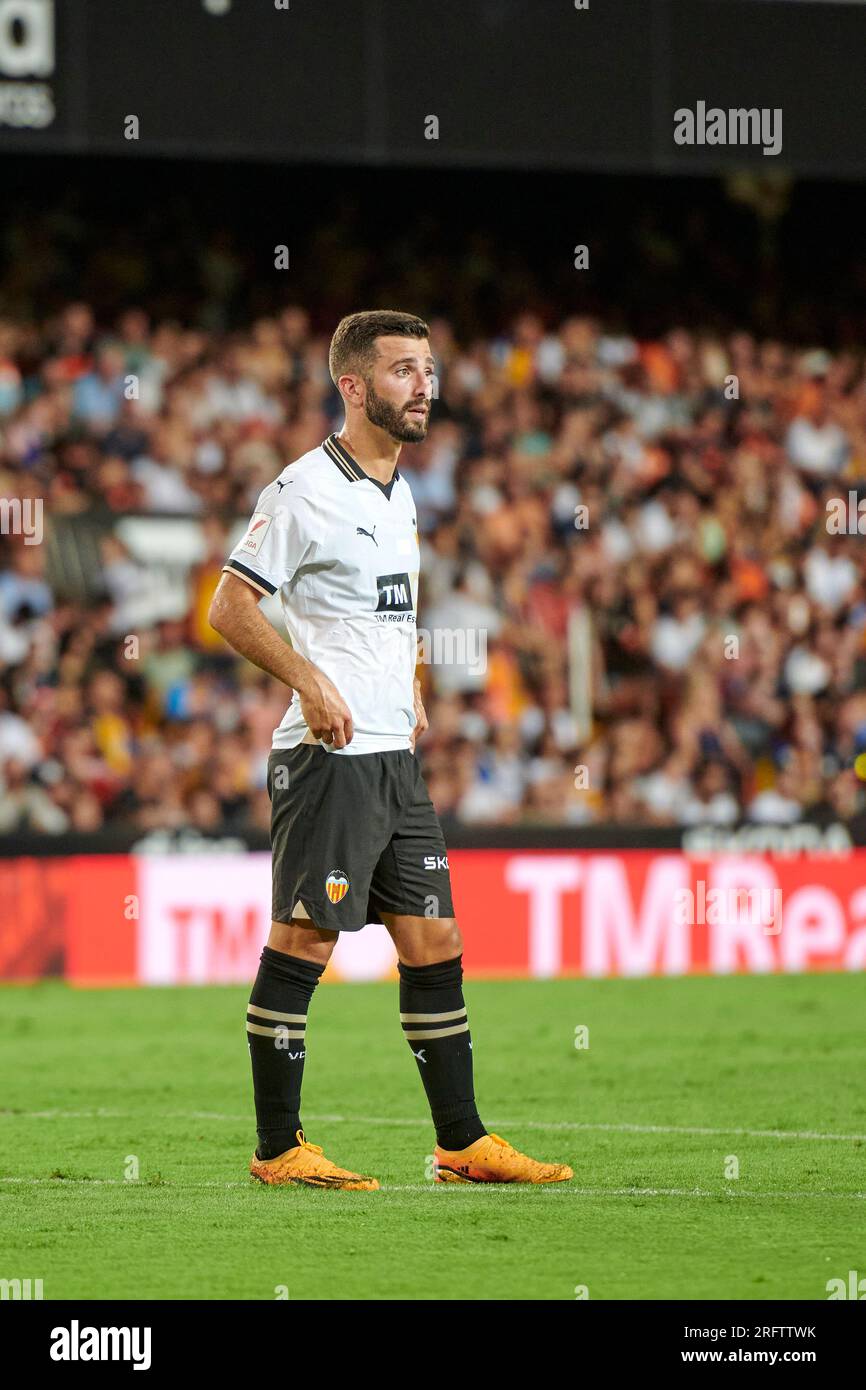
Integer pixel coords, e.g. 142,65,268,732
339,371,366,408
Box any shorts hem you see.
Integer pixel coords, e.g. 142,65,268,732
272,895,368,934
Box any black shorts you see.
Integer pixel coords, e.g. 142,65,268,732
267,746,455,932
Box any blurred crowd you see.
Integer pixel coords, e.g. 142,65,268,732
2,296,866,835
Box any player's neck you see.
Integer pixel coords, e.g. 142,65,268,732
336,423,400,485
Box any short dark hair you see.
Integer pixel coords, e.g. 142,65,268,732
328,310,429,386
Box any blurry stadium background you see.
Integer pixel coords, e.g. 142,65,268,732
2,0,866,986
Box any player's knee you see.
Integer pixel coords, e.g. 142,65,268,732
267,918,336,964
430,917,463,959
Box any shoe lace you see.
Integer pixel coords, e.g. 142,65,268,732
295,1128,323,1155
488,1133,558,1170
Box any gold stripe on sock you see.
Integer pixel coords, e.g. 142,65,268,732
248,1004,307,1023
399,1008,467,1023
403,1022,470,1040
246,1022,306,1039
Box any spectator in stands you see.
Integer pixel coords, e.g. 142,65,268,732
2,278,866,833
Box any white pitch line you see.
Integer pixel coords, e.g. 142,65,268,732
1,1110,865,1144
0,1176,864,1200
377,1186,866,1199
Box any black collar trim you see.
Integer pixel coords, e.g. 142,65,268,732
322,434,400,500
323,433,365,482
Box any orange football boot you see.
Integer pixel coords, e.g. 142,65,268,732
249,1129,380,1191
434,1131,573,1184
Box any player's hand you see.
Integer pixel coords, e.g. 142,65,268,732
409,676,428,754
298,668,354,748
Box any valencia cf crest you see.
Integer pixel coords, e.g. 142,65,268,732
325,869,350,904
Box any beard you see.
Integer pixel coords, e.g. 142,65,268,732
364,382,429,443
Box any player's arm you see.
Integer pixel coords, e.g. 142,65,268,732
409,675,428,753
208,572,354,748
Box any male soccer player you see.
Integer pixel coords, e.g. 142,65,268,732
209,310,573,1190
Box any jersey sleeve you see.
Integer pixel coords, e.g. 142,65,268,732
222,480,314,597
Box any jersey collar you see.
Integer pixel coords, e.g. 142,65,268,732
323,433,400,500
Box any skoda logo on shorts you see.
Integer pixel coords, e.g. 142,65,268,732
325,869,350,904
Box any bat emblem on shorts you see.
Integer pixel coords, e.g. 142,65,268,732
325,869,350,903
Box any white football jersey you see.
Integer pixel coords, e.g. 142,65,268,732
223,433,420,754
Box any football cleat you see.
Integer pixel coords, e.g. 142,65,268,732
433,1131,573,1184
249,1129,380,1191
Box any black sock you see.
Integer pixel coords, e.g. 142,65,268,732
398,953,487,1151
247,946,325,1160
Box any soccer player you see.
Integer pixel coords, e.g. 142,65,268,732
209,310,573,1190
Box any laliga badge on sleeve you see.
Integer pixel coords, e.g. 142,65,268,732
240,512,273,555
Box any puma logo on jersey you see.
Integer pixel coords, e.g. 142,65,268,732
357,525,378,547
276,479,292,491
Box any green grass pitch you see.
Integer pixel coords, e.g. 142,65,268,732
0,973,863,1300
